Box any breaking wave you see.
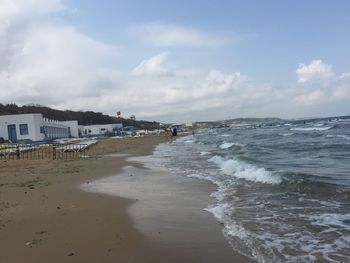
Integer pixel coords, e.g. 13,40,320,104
208,155,282,185
219,142,243,149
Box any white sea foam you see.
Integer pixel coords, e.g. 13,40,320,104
221,159,281,184
187,173,207,180
219,142,235,149
291,126,332,131
204,203,231,223
224,221,250,240
219,142,243,149
208,155,281,185
279,133,294,136
208,155,225,164
205,203,254,257
309,213,350,229
200,151,211,156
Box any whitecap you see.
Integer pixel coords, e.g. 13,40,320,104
200,151,211,156
290,126,332,131
208,156,281,185
314,122,326,127
208,155,225,165
219,142,243,149
279,133,294,136
220,159,282,184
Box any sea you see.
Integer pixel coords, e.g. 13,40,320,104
152,118,350,263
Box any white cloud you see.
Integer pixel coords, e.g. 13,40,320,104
293,60,350,107
129,22,233,47
296,60,335,83
0,0,118,106
0,0,64,18
131,52,172,77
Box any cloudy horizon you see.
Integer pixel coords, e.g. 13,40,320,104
0,0,349,122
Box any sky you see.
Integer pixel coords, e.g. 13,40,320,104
0,0,350,122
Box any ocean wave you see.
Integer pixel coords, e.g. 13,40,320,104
219,134,232,137
205,204,251,240
208,155,225,164
314,122,326,127
208,155,282,185
204,203,231,223
279,133,294,136
278,172,350,200
219,142,243,149
326,134,350,141
200,151,211,156
290,126,332,131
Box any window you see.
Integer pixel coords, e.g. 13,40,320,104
19,124,29,135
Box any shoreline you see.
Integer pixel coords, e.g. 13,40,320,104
0,136,253,262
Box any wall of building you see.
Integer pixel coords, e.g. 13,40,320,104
0,113,44,142
0,114,78,142
41,119,69,140
59,120,79,138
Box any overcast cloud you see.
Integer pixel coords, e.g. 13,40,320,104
0,0,349,122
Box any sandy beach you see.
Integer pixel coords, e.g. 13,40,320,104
0,136,253,263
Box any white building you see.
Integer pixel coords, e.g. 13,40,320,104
0,113,79,143
60,120,79,138
80,123,123,136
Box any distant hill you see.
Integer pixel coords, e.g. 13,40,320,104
0,103,160,129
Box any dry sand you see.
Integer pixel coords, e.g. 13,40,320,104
0,136,254,263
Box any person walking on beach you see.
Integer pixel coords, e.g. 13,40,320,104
172,127,177,136
164,127,172,139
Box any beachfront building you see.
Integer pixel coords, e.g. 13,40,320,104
60,120,79,138
0,113,79,143
79,123,123,136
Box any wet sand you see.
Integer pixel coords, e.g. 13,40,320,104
0,136,253,262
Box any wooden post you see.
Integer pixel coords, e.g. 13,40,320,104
16,145,20,160
53,145,56,160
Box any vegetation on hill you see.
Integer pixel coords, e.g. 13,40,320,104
0,103,160,129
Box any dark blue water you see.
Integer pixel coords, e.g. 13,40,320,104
153,119,350,263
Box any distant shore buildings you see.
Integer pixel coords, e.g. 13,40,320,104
80,123,123,137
